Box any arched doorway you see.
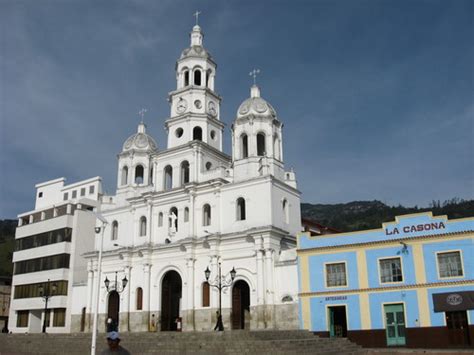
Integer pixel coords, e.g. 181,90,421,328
107,291,120,331
161,270,182,331
232,280,250,329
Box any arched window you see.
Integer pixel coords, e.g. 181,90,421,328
206,69,212,88
257,133,266,156
139,216,147,236
184,207,189,222
203,204,211,226
236,198,246,221
194,69,201,86
121,166,128,186
181,161,190,185
193,126,202,141
158,212,163,227
184,70,189,86
136,287,143,310
135,165,144,184
149,166,154,185
111,221,118,240
273,134,280,160
241,134,248,158
169,207,178,232
202,282,210,307
282,199,289,224
164,165,173,190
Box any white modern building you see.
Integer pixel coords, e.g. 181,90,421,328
9,23,302,333
9,177,102,333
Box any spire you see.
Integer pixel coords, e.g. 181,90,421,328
190,25,203,46
137,122,146,134
250,85,261,98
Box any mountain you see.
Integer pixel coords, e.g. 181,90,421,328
301,199,474,233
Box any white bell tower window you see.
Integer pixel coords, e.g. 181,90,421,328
111,221,118,240
193,127,202,141
181,161,190,185
184,70,190,87
273,134,280,160
135,165,144,184
236,198,246,221
139,216,147,236
203,204,211,226
194,69,202,86
164,165,173,190
257,133,266,156
241,134,248,158
121,166,128,186
282,199,289,224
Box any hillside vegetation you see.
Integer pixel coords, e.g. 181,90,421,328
0,199,472,275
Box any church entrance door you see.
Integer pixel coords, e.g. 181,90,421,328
107,291,120,331
161,270,182,331
232,280,250,329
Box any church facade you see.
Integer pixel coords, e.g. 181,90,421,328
9,23,302,333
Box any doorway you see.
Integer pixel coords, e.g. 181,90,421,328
232,280,250,329
107,291,120,331
161,271,182,331
384,304,406,346
328,306,347,337
446,311,471,346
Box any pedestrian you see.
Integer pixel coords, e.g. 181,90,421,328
214,311,224,331
100,331,131,355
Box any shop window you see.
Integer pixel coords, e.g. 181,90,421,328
326,262,347,287
53,308,66,327
379,257,403,283
437,251,463,278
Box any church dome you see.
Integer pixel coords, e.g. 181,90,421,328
236,85,277,119
122,123,158,152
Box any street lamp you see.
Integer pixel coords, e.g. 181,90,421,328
104,271,128,293
204,262,236,331
39,279,57,333
90,212,108,355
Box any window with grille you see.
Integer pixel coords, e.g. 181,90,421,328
438,251,463,278
379,257,403,283
325,263,347,287
17,311,29,327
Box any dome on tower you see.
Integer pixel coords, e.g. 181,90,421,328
236,85,277,119
180,25,213,60
122,122,158,152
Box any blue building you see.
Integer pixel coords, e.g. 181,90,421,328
297,212,474,348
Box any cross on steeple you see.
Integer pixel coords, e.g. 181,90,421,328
193,11,201,26
249,69,260,85
138,108,148,123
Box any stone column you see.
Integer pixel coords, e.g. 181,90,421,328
256,249,265,329
185,257,195,331
143,263,151,330
264,248,275,328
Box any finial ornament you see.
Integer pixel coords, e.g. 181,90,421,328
249,69,260,85
193,11,201,26
138,108,148,123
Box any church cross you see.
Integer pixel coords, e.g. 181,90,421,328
249,69,260,85
138,108,148,123
193,11,201,26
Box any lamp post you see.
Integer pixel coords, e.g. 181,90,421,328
91,213,108,355
39,279,57,333
204,262,236,331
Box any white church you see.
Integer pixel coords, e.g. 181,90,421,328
9,22,302,333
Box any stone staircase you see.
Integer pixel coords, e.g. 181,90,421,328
0,330,365,354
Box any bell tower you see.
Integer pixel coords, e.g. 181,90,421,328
165,22,224,151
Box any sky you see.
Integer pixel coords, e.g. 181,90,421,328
1,0,473,219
